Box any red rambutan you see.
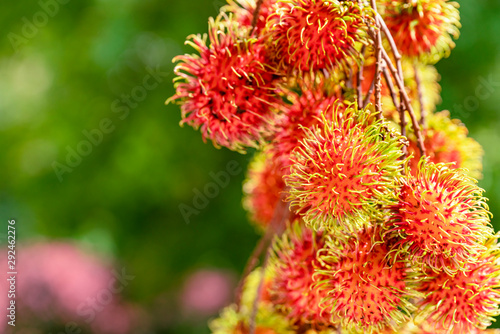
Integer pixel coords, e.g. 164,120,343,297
269,223,332,329
167,15,281,152
243,148,289,229
415,236,500,333
380,0,460,62
223,0,278,35
388,160,492,274
316,225,417,333
407,110,484,180
270,77,344,169
266,0,371,73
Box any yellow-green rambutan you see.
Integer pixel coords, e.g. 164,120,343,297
209,304,294,334
284,104,405,232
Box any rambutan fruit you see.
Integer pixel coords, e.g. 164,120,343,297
266,0,372,73
209,304,293,334
380,0,460,63
284,104,404,231
269,76,345,169
223,0,277,35
414,236,500,333
388,160,492,274
167,15,281,152
210,268,293,334
243,148,290,230
407,110,484,180
316,225,418,333
269,222,332,329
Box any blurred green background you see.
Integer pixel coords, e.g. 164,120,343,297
0,0,499,333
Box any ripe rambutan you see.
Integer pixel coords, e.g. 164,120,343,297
380,0,460,62
243,148,289,230
388,160,492,274
167,15,281,152
316,225,418,333
266,0,371,72
407,110,484,180
270,76,344,169
269,222,332,329
223,0,277,35
284,104,404,231
415,236,500,333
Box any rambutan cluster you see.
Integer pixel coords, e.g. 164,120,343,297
168,0,497,333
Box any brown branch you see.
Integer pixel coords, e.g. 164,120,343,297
362,74,376,108
235,189,290,310
382,49,426,156
249,244,272,334
371,0,383,118
249,198,290,334
382,66,407,156
234,228,272,310
357,45,366,107
377,13,404,80
250,0,264,35
413,62,426,127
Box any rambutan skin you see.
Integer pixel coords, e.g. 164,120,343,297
269,223,332,329
284,104,404,231
223,0,277,35
380,0,460,62
407,110,484,180
388,161,492,274
415,236,500,333
266,0,371,73
316,225,417,333
269,77,344,169
243,148,289,229
168,16,281,152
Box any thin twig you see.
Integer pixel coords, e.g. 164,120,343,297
247,191,290,334
234,229,272,310
377,13,404,80
249,244,272,334
362,75,376,108
250,0,264,35
413,62,426,127
370,0,383,118
382,66,407,156
382,49,426,156
357,45,366,107
235,189,289,310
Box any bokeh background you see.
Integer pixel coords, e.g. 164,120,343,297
0,0,499,333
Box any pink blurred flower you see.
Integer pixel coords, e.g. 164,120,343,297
180,269,235,317
0,241,146,334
